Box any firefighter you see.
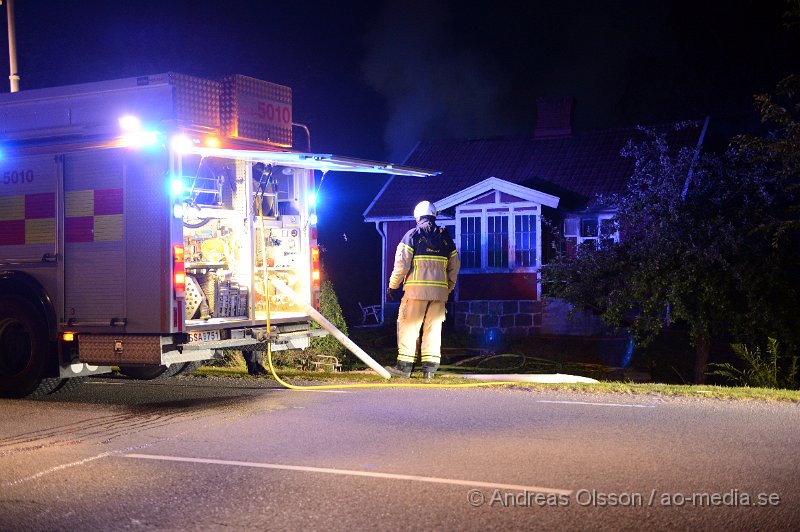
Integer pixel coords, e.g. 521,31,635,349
385,201,460,379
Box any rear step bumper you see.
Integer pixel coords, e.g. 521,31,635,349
180,328,327,352
78,329,326,366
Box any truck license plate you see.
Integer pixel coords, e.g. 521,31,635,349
188,330,221,342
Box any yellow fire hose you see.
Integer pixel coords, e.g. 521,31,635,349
264,346,527,390
263,278,523,390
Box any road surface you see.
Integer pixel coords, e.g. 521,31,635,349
1,376,798,530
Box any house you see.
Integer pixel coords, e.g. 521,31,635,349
363,97,707,340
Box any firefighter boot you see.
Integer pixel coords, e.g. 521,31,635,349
384,362,412,378
422,363,438,380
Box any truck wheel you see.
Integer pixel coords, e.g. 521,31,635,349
117,365,169,380
119,360,201,380
48,376,86,395
0,296,59,398
168,360,202,377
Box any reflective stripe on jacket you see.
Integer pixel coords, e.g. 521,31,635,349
388,218,460,301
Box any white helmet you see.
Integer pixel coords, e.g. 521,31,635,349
413,201,437,219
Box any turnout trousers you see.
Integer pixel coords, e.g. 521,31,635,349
396,297,446,370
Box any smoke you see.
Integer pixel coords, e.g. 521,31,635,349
361,0,507,161
360,0,682,158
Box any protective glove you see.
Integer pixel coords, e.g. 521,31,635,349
385,287,401,302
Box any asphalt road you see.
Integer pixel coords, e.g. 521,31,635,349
1,376,798,530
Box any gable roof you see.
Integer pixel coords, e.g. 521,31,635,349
437,176,560,211
363,121,706,220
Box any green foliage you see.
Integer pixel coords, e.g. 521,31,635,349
538,5,799,383
709,338,799,389
542,77,800,383
542,122,724,350
205,349,245,367
723,74,800,349
309,279,349,363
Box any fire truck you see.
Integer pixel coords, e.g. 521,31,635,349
0,72,431,398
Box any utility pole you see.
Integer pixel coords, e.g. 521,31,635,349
2,0,19,92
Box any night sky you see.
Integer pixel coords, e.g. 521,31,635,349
2,1,797,320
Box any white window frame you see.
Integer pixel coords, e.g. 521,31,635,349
455,192,541,273
563,213,619,247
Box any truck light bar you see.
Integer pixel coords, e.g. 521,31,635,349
118,115,141,131
186,147,439,177
171,134,194,153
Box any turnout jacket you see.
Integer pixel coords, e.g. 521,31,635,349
388,217,460,301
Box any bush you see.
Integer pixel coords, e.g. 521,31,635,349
709,338,799,389
205,349,245,368
308,280,351,366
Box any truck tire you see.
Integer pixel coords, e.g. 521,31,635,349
118,360,202,380
168,360,202,377
0,296,59,398
47,376,86,395
117,365,169,380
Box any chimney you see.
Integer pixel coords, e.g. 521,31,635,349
534,96,575,138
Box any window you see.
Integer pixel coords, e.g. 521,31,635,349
456,203,539,271
460,216,481,269
580,218,599,237
515,214,536,267
564,214,619,249
564,218,579,237
487,215,508,268
600,218,616,238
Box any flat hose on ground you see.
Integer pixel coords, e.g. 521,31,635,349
262,284,536,389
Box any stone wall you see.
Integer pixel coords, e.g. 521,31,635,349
454,300,543,338
454,298,615,339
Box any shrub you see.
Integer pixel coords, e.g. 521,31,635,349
308,280,351,366
205,349,245,368
709,338,799,389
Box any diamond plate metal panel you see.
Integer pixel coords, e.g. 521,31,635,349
220,75,292,147
169,72,220,128
79,334,161,365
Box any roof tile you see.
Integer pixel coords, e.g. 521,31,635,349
365,123,704,219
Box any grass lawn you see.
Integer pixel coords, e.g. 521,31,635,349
191,365,800,403
189,322,800,403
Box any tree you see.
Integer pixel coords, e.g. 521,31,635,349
543,123,733,383
543,91,800,383
543,4,800,384
723,74,800,351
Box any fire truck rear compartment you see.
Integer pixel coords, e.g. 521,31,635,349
179,155,311,329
